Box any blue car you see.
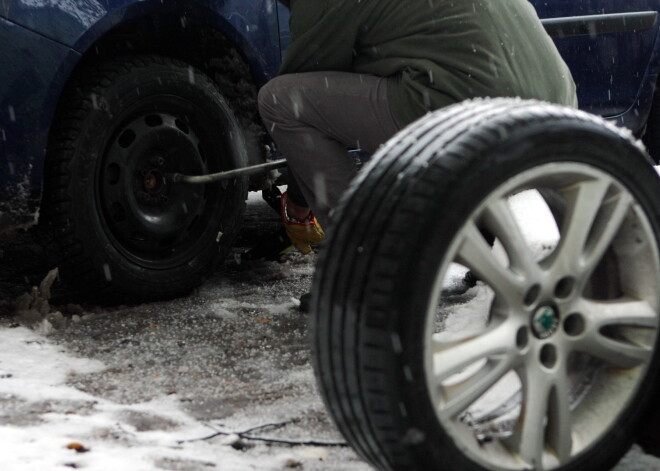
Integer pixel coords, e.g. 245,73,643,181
0,0,659,301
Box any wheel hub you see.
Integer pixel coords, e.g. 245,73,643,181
138,167,169,206
99,109,222,264
531,304,560,339
143,169,165,193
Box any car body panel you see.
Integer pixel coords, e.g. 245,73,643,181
0,16,79,223
276,0,290,60
2,0,283,83
530,0,660,124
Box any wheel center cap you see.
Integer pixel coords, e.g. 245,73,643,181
143,170,164,193
532,305,560,339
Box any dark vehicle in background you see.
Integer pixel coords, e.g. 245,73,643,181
0,0,659,301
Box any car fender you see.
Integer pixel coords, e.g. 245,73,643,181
0,0,281,230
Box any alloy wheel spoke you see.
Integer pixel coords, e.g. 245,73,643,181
580,191,632,275
546,370,573,464
578,332,653,369
481,197,541,279
456,221,524,307
440,355,517,419
550,178,611,273
512,371,552,469
508,362,573,469
432,323,516,382
575,298,658,369
581,297,659,330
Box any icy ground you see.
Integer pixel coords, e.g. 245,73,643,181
0,189,659,470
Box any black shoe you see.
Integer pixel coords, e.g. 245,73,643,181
442,270,479,297
299,292,311,313
241,227,293,261
464,270,479,288
261,185,284,214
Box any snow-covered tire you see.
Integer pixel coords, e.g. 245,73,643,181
42,55,248,302
311,99,660,471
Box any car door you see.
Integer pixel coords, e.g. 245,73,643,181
530,0,660,119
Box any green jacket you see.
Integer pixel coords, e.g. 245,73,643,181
279,0,578,126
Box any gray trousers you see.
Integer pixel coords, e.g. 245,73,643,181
258,71,402,227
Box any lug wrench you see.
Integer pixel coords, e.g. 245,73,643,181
166,159,288,184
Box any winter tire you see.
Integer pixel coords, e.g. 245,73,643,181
311,99,660,471
43,55,248,301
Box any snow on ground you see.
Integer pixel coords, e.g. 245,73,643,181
0,252,369,471
0,187,659,470
0,325,363,471
0,193,369,471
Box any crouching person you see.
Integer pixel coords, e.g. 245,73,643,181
259,0,577,251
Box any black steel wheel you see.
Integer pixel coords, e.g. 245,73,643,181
43,55,248,301
312,99,660,471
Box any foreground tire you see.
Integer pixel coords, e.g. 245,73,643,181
312,99,660,471
43,55,248,302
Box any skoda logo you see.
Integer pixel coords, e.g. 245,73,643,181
532,306,559,339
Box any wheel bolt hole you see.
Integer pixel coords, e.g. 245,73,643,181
106,163,121,185
555,277,575,299
118,129,136,148
524,284,541,306
111,202,126,223
540,344,557,369
563,313,585,337
516,327,528,350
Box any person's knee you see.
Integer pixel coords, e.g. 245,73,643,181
257,78,275,110
257,80,275,124
258,75,296,124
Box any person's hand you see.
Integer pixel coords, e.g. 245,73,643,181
280,193,325,254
